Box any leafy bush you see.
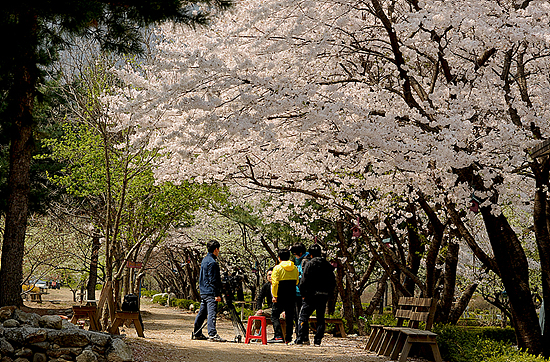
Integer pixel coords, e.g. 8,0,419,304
141,290,160,298
173,298,201,310
152,295,168,305
364,312,397,333
433,325,546,362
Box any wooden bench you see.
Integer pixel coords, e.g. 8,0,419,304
109,311,144,337
365,297,442,362
71,305,101,331
29,292,48,303
309,317,346,337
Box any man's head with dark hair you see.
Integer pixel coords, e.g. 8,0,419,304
278,248,291,261
207,240,221,253
308,244,322,258
290,242,306,256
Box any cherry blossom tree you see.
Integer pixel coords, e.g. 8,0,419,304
112,0,550,353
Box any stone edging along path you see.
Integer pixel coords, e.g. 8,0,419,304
0,306,131,362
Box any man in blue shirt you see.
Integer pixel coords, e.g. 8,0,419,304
290,242,310,344
192,240,226,342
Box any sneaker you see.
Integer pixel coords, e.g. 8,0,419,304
267,337,284,343
192,332,208,340
314,343,321,347
287,340,303,346
209,334,226,342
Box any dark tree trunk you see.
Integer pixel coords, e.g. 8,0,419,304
435,242,459,324
404,204,424,295
449,283,478,324
335,260,354,331
365,272,389,316
86,235,101,301
531,159,550,355
482,208,542,353
418,195,445,297
184,250,201,301
0,10,38,308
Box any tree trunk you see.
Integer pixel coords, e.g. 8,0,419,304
481,208,542,353
449,283,478,324
404,204,424,295
86,235,101,301
365,271,389,316
435,242,459,324
0,10,38,308
531,159,550,355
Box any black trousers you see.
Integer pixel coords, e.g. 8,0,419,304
271,296,295,342
297,293,329,345
294,295,307,338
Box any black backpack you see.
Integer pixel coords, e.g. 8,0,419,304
121,294,139,312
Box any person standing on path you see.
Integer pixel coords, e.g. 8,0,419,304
192,240,226,342
290,242,310,344
294,244,335,346
269,249,299,343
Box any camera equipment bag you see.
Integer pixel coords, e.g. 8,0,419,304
121,293,139,312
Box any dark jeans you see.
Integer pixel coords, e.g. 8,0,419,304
193,295,218,337
272,297,295,342
297,293,329,345
294,296,309,341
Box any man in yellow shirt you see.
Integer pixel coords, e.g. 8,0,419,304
269,249,299,343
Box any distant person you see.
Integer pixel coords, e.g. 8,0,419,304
290,242,310,344
294,244,335,346
192,240,226,342
269,249,299,343
253,267,274,335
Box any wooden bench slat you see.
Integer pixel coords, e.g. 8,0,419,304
366,297,441,362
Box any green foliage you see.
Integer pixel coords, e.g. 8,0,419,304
431,324,537,362
364,312,397,332
141,289,160,298
172,298,201,311
152,295,168,305
150,294,201,310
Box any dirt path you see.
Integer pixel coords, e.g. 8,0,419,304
27,289,389,362
125,302,387,362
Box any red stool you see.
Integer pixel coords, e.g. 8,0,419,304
244,316,267,344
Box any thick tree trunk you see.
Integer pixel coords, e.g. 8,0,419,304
184,250,200,301
0,10,38,308
404,204,424,295
435,242,459,324
531,160,550,355
481,208,542,354
418,193,446,298
335,260,354,331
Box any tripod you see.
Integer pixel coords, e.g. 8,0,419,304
192,294,247,343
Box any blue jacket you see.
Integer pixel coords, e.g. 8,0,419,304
295,252,310,297
199,253,221,297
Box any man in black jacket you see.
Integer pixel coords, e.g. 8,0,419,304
192,240,226,342
294,244,335,346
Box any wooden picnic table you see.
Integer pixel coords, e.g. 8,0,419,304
28,291,48,303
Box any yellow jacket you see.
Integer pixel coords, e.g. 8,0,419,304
271,260,299,298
